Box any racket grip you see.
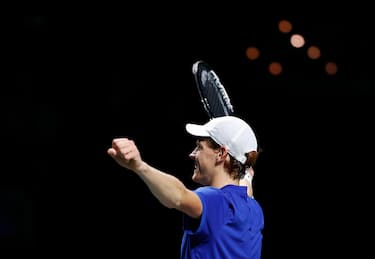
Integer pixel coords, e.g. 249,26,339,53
243,172,253,184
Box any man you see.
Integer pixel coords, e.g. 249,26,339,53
107,116,264,259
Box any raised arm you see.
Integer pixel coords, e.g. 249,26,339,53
239,167,255,198
107,138,202,218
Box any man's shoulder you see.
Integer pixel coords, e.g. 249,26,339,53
194,186,222,197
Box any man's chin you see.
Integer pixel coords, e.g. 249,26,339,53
192,173,207,186
192,172,201,183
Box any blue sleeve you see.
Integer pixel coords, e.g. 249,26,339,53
192,187,226,240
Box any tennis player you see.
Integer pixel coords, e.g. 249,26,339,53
108,116,264,259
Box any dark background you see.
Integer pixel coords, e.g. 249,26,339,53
2,14,374,257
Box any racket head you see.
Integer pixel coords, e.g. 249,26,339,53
192,60,234,118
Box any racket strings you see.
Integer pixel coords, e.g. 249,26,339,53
204,78,228,116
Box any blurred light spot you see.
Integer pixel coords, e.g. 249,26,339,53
325,62,338,75
246,46,260,60
268,62,283,76
290,34,305,48
307,45,321,59
278,19,292,33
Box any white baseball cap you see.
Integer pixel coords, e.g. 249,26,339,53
185,116,258,164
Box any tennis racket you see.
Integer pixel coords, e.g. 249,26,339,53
192,60,234,119
192,60,255,194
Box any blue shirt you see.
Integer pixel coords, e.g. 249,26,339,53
181,185,264,259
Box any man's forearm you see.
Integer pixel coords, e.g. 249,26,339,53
135,162,187,209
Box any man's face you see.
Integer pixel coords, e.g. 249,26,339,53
189,139,219,185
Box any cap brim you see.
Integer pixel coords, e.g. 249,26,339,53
185,123,210,137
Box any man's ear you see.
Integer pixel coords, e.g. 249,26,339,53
216,146,228,162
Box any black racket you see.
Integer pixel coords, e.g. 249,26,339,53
192,60,254,191
192,60,256,193
192,60,234,119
